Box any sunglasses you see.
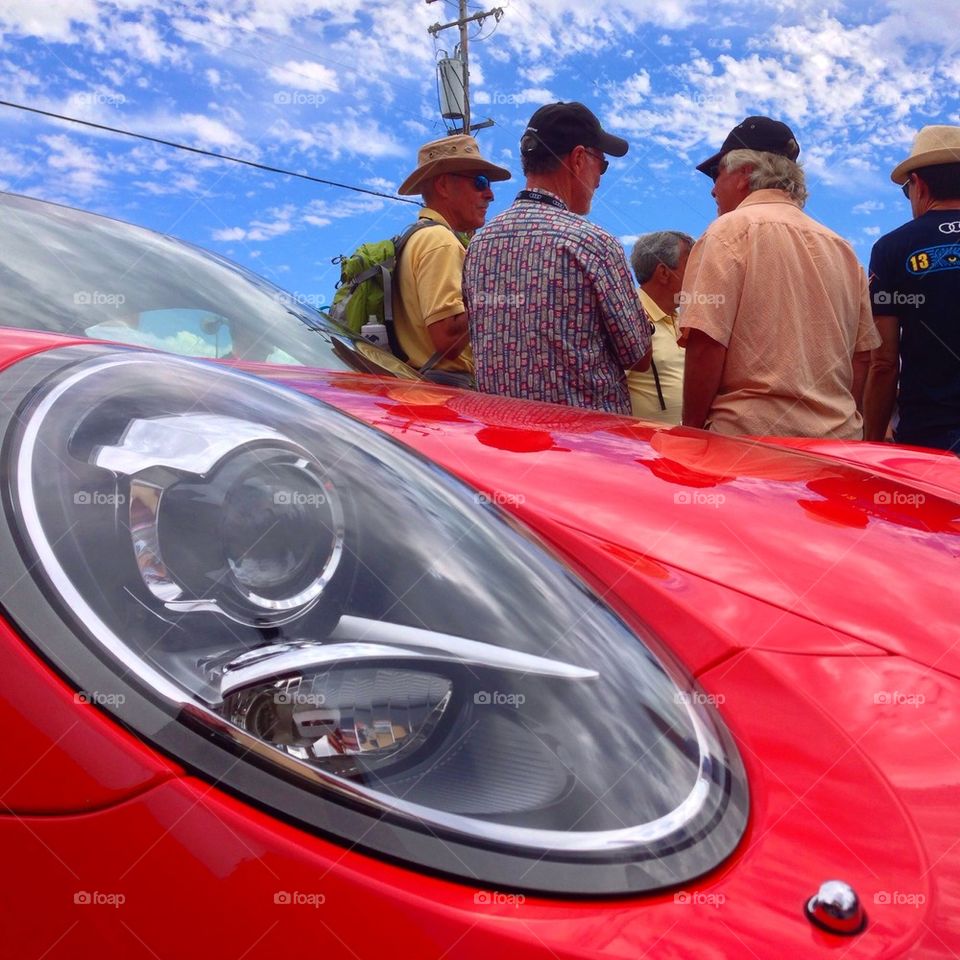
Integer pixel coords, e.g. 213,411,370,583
901,176,912,199
583,147,610,174
449,173,492,192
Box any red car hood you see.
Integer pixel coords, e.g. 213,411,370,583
256,367,960,680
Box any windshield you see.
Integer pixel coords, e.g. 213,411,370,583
0,192,419,380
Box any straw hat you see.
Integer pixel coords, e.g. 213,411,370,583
891,125,960,184
398,134,512,196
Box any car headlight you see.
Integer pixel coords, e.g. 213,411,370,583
1,346,747,894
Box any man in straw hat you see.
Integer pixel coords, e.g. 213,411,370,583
680,116,879,438
864,125,960,451
394,134,511,385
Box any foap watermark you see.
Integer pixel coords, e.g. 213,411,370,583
873,691,925,708
874,890,926,907
473,291,526,308
677,291,725,307
274,690,326,707
873,291,925,307
474,690,525,708
474,890,525,907
273,890,326,907
674,891,725,908
475,490,525,507
74,491,125,507
489,92,527,106
74,690,126,707
73,290,126,309
673,491,725,508
273,90,327,107
277,291,325,310
874,490,925,507
681,90,724,109
274,490,327,507
74,891,125,908
675,691,726,707
73,91,126,108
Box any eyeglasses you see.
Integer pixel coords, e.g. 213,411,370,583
901,176,912,199
583,147,610,175
449,173,492,192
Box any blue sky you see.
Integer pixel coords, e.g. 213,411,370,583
1,0,958,310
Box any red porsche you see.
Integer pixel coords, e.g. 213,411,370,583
1,192,957,957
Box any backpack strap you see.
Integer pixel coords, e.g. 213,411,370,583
385,219,440,327
383,219,443,362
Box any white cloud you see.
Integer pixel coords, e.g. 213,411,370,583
171,112,250,151
212,204,295,242
863,226,881,236
0,0,101,42
853,200,883,214
304,194,386,222
268,59,339,93
135,172,202,195
267,117,407,160
213,226,247,241
41,133,107,194
521,65,554,84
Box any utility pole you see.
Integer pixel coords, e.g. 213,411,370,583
426,0,502,135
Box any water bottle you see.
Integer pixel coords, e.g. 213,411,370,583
360,315,389,349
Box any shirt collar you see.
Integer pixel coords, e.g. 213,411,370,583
639,287,675,324
419,207,453,228
516,187,568,210
737,188,800,209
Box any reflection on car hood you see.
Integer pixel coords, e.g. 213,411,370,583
254,366,960,679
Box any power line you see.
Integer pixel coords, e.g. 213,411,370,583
0,99,421,207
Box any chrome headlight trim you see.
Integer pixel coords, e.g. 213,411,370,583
2,346,748,894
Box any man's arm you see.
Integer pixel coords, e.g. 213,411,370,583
427,312,469,359
850,350,870,413
682,329,727,429
862,314,900,441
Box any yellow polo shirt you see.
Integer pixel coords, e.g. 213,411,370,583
627,288,685,424
394,209,474,373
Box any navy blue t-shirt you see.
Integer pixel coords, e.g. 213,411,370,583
868,210,960,437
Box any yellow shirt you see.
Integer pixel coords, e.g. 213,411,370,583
394,209,473,373
627,288,684,424
680,190,880,439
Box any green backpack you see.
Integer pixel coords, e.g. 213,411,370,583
330,220,439,359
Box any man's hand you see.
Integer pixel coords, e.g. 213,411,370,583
682,329,727,428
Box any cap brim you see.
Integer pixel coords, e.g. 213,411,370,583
598,131,629,157
398,157,512,196
695,149,723,178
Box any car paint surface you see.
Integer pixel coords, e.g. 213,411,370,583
2,333,959,957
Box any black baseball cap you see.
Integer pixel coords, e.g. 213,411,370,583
696,116,800,179
520,101,629,159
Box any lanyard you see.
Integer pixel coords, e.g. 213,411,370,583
516,189,567,210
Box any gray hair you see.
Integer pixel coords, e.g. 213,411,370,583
630,230,695,285
721,149,808,207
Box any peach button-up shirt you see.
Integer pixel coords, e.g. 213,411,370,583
680,189,880,439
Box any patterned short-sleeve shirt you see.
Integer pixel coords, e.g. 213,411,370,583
463,190,650,414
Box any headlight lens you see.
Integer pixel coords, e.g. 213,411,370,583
3,348,747,894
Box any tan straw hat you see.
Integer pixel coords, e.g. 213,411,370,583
890,125,960,184
398,134,511,196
